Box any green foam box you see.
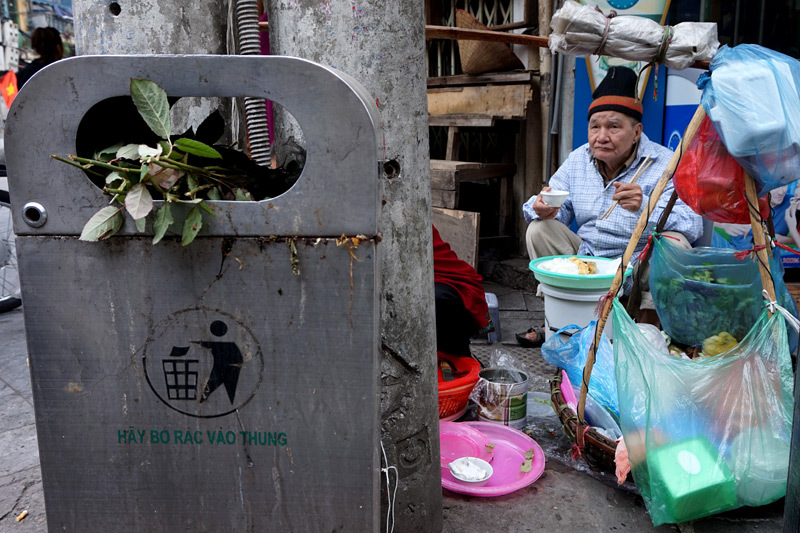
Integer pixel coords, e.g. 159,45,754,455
647,436,737,523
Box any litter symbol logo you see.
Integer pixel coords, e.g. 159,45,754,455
143,308,264,418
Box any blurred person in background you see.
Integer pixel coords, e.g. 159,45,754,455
17,27,63,88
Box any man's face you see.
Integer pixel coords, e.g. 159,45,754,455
588,111,643,169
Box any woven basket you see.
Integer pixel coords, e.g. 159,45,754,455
550,368,619,472
455,9,524,75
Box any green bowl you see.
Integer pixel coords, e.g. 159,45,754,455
529,255,632,291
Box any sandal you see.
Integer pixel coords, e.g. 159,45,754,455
516,326,546,348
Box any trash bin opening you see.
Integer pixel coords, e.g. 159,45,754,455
74,94,305,202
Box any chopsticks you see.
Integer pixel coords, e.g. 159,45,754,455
599,154,653,221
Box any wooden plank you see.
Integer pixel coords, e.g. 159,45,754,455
431,188,457,209
431,161,516,189
425,25,549,47
428,84,532,119
433,207,481,269
431,169,457,190
428,114,495,127
427,71,535,88
445,126,460,160
431,159,484,171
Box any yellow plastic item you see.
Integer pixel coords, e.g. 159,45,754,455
702,331,738,357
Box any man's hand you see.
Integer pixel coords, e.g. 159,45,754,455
611,181,643,212
533,186,560,219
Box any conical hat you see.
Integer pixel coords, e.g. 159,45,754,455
455,9,524,75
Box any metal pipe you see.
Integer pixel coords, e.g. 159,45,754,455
236,0,271,166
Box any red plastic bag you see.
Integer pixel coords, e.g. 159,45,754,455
673,116,770,224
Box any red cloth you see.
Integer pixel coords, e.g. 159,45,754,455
433,225,490,331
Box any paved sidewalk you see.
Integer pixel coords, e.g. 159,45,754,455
0,308,46,531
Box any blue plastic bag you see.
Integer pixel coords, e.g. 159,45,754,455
540,323,618,418
699,44,800,195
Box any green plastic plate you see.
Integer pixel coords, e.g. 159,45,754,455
528,255,632,291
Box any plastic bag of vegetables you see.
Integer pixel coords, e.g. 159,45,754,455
650,235,797,348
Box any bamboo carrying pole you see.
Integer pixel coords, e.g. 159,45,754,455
743,172,777,309
576,104,708,437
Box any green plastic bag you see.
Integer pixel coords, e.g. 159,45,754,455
612,299,794,526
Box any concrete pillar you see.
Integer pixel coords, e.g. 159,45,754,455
266,2,441,531
73,0,231,135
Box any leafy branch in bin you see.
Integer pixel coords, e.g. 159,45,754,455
52,78,298,246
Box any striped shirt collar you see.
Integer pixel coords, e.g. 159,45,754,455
592,140,640,183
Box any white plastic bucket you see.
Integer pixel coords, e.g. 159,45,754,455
540,283,614,340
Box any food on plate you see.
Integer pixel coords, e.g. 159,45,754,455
539,256,599,275
568,256,598,275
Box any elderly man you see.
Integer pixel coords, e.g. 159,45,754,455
517,66,702,347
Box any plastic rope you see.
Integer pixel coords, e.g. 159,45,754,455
380,440,398,533
734,244,767,261
775,241,800,257
637,233,680,262
654,26,674,64
762,289,800,332
570,426,591,460
592,7,616,56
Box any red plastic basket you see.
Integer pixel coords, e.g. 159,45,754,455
437,354,481,420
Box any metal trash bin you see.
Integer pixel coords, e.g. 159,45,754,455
6,55,381,531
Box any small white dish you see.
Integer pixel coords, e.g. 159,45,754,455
541,189,569,207
448,457,493,486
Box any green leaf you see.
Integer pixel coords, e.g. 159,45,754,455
234,188,253,201
520,448,535,473
138,144,163,159
181,205,203,246
186,175,198,194
80,206,124,241
152,204,174,244
524,448,534,460
95,142,123,160
134,217,146,232
174,138,222,159
105,171,124,186
147,163,182,190
130,78,171,140
117,143,141,160
199,201,216,217
125,183,153,220
207,187,222,201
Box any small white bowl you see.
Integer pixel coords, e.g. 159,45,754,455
448,457,493,486
541,189,569,207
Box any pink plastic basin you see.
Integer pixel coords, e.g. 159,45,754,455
440,421,545,497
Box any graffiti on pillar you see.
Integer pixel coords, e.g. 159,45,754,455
143,308,264,418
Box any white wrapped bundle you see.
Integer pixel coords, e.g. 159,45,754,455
549,1,719,70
